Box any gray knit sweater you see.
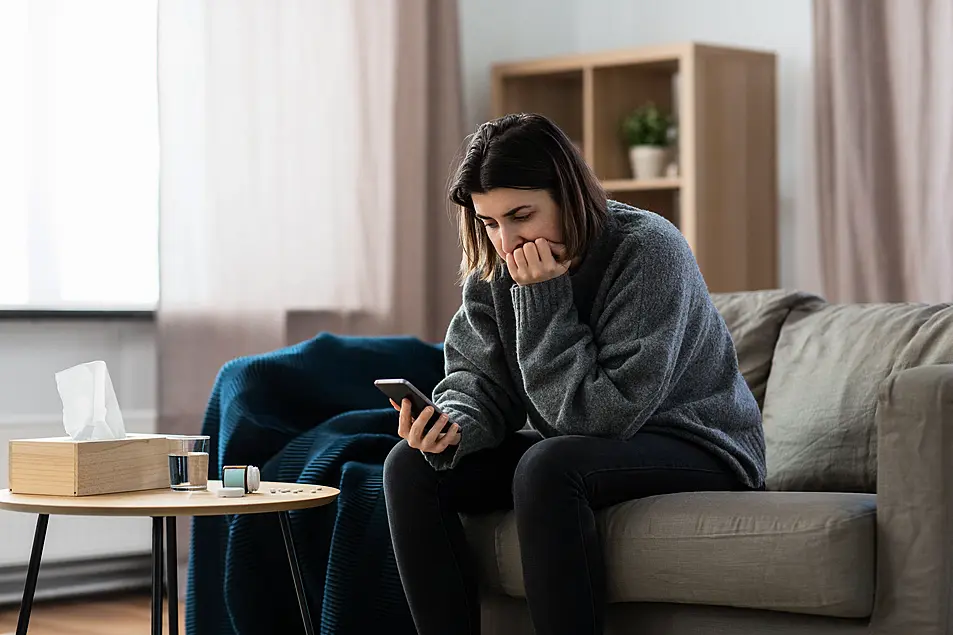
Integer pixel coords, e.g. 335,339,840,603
429,200,766,489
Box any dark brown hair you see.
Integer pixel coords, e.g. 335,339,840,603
448,113,608,281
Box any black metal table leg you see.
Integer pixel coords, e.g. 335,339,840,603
152,517,164,635
166,517,179,635
278,511,315,635
16,513,49,635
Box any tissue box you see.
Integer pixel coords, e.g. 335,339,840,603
8,434,173,496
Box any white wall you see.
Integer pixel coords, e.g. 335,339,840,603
0,320,157,566
458,0,820,292
458,0,579,131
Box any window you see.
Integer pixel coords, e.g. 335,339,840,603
0,0,159,311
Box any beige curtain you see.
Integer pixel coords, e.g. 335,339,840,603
156,0,464,439
814,0,953,303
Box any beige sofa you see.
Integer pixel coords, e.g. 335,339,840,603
465,289,953,635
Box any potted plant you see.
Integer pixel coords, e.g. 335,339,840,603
621,103,674,180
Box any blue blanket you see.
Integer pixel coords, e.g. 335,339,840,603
186,333,446,635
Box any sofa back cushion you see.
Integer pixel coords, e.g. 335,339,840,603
710,290,825,410
762,302,953,492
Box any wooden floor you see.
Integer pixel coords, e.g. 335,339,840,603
0,593,185,635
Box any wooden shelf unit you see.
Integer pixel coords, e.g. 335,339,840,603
491,42,778,293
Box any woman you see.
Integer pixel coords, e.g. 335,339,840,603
383,113,765,635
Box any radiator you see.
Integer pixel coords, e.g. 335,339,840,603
0,554,151,606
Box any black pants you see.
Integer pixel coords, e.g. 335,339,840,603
383,429,749,635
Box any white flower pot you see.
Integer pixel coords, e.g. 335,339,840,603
629,145,668,180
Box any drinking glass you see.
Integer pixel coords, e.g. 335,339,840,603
167,435,210,491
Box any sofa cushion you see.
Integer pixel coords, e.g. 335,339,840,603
762,302,953,492
463,491,876,619
709,290,825,409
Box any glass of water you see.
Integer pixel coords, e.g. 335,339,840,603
168,435,210,491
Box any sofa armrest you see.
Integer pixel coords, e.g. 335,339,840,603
874,364,953,634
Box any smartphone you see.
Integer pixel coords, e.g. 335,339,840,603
374,378,445,434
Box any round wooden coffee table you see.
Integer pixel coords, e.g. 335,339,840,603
0,480,339,635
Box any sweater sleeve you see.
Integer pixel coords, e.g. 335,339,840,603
510,227,698,437
427,273,527,470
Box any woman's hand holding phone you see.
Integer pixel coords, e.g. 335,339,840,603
390,398,461,454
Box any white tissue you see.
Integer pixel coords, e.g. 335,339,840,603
55,360,126,440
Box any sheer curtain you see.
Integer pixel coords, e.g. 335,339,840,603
157,0,464,437
814,0,953,303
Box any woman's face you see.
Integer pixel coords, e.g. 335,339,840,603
471,188,564,261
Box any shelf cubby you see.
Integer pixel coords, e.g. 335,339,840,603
497,70,584,148
591,59,679,181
